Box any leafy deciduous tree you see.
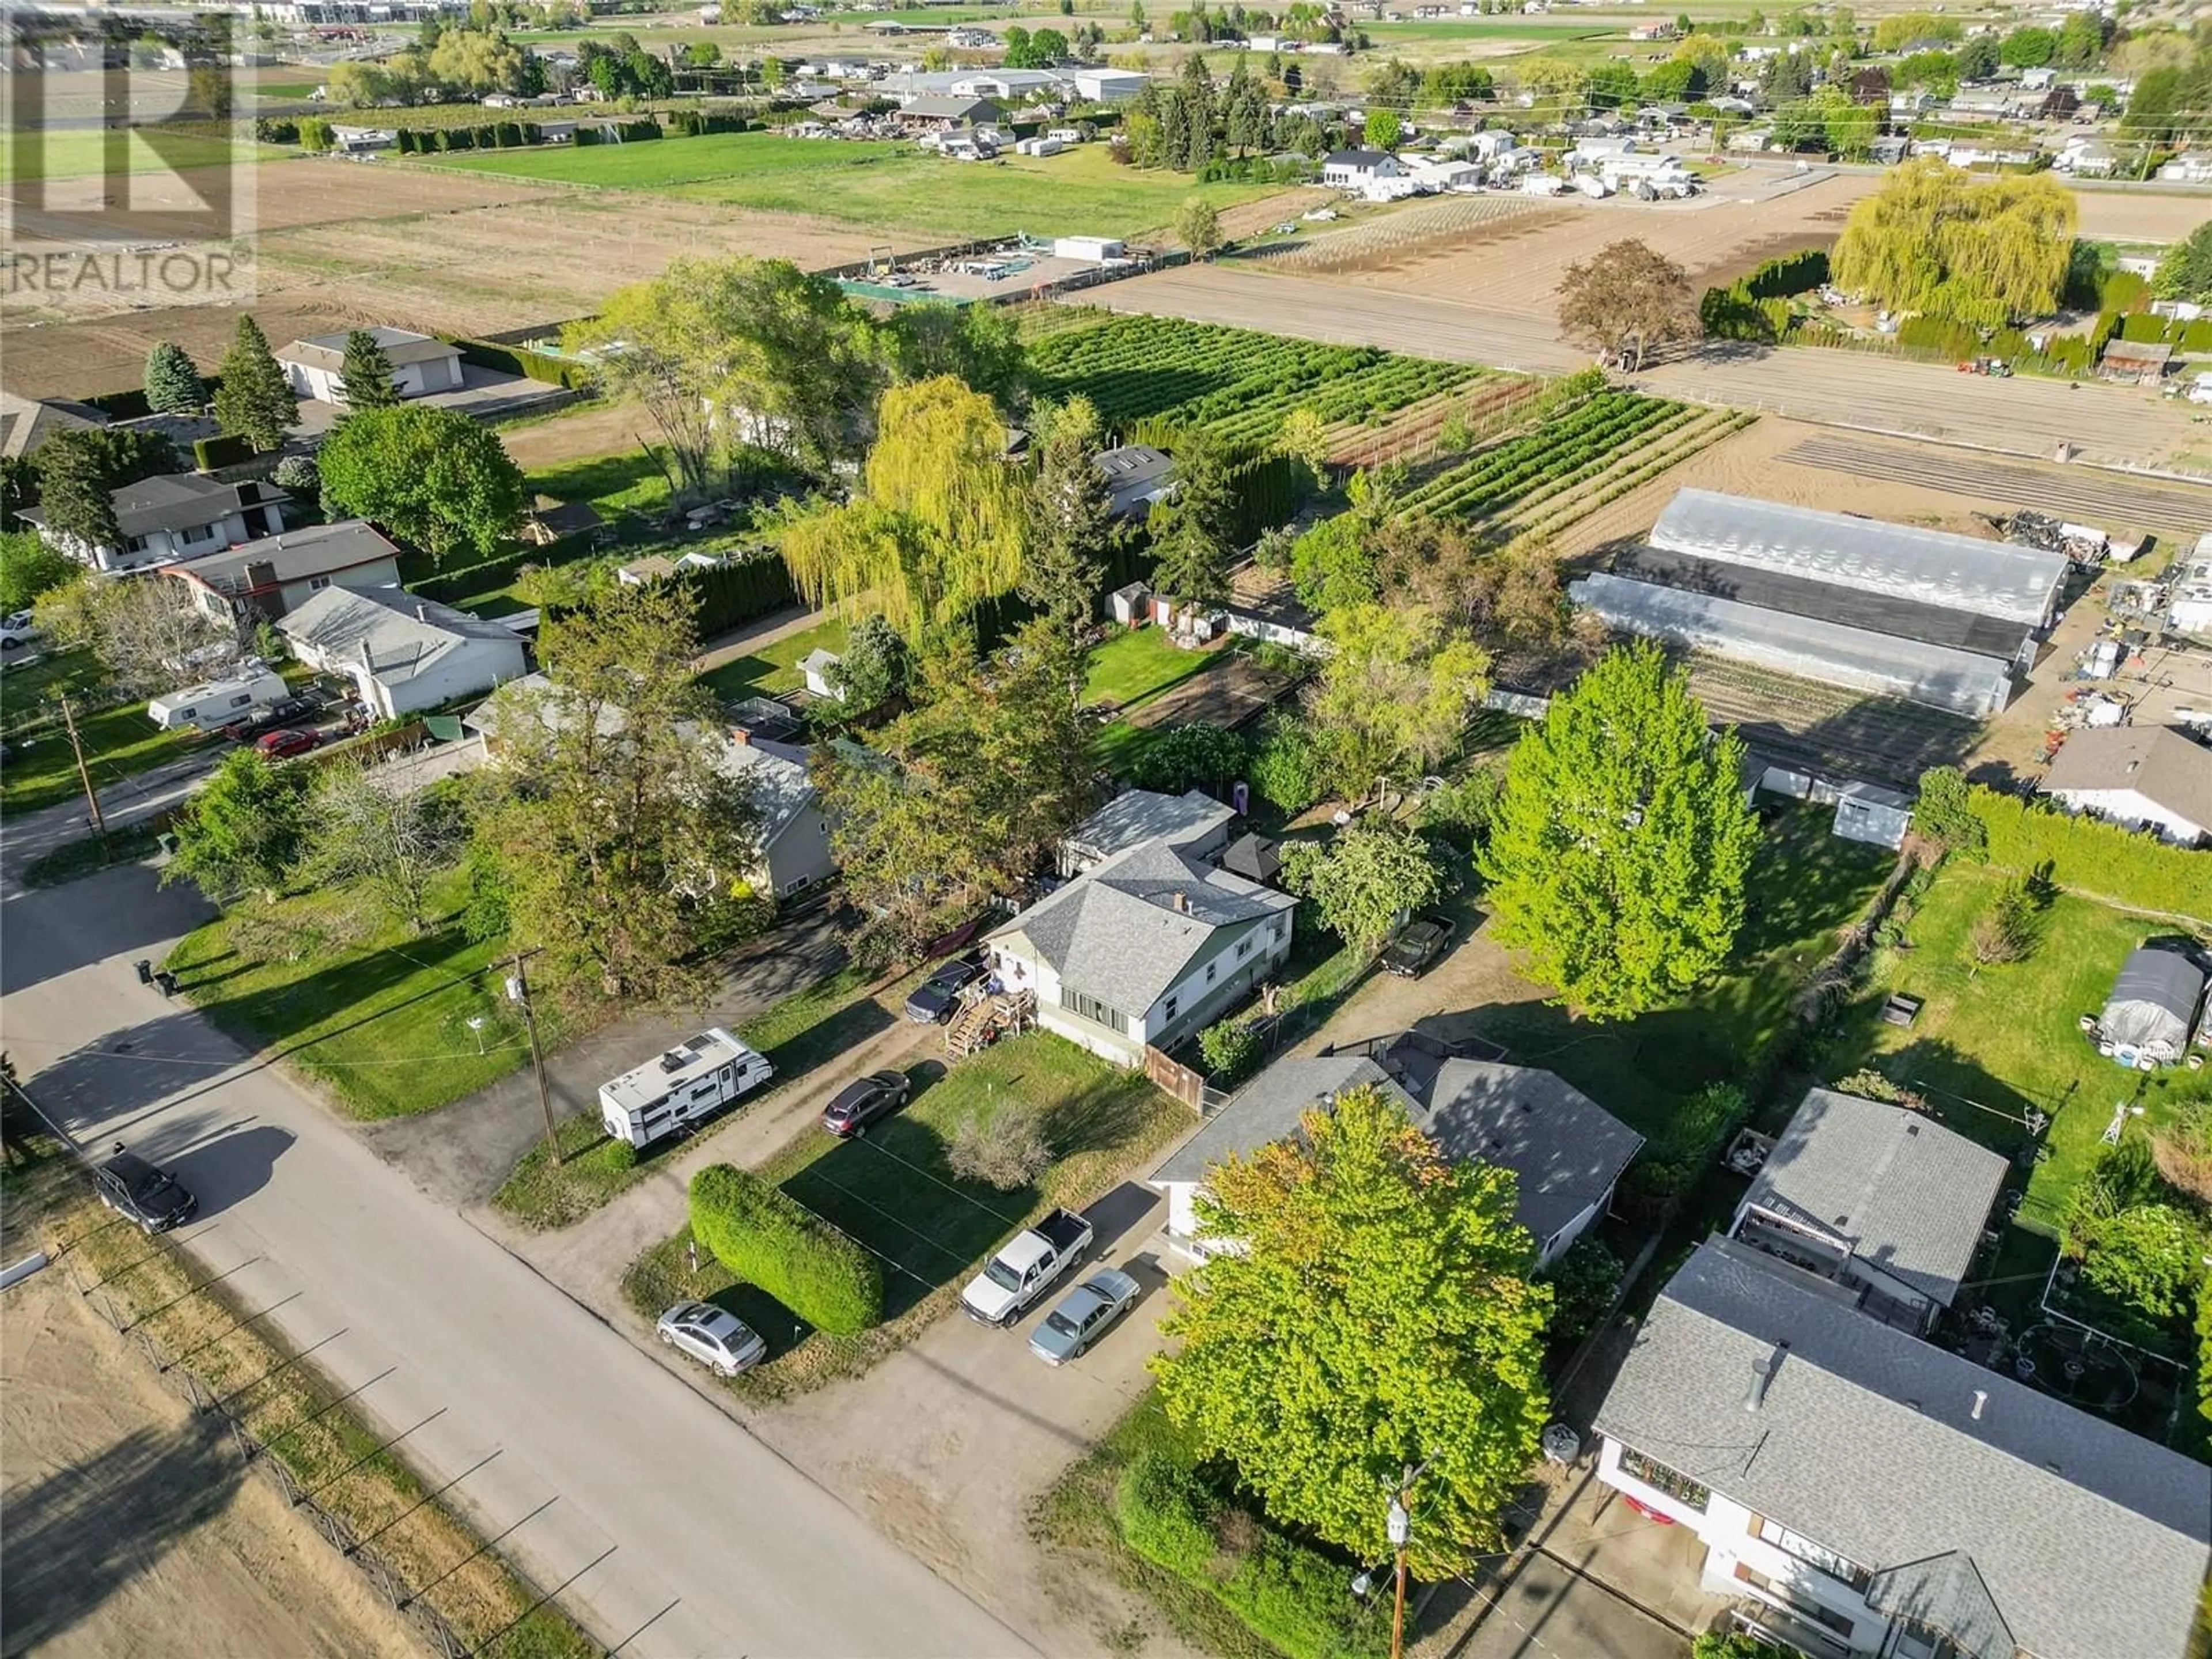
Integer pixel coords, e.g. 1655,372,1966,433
1479,641,1759,1018
0,529,74,615
1556,239,1697,372
1152,1083,1550,1577
1281,823,1444,956
1305,601,1491,795
2153,220,2212,305
316,404,526,565
301,762,464,933
1131,722,1246,795
1832,159,2075,327
32,570,238,694
1174,195,1224,259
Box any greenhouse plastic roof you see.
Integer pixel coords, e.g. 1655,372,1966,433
1571,573,2014,717
1649,490,2070,627
2100,945,2205,1051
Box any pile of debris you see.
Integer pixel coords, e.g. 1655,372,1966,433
2002,509,2113,566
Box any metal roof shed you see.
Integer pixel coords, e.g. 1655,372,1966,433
1648,489,2070,627
2095,945,2206,1067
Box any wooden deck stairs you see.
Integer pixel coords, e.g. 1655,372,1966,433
947,989,1036,1058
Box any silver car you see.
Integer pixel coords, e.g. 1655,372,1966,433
1029,1268,1141,1366
657,1300,768,1377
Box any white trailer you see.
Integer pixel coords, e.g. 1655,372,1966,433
599,1028,772,1150
147,668,289,732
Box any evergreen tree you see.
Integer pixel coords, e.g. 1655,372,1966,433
142,341,207,415
1021,395,1113,640
1157,85,1192,169
1148,434,1237,605
338,328,402,410
1179,54,1217,168
211,314,300,452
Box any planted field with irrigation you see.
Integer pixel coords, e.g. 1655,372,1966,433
1028,313,1482,448
1399,389,1691,525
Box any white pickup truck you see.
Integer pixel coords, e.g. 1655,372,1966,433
961,1207,1093,1327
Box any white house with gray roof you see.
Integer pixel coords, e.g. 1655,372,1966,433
1594,1238,2212,1659
279,585,526,718
18,473,289,574
276,327,464,403
985,834,1296,1067
1152,1035,1642,1267
1730,1088,2009,1335
2039,724,2212,846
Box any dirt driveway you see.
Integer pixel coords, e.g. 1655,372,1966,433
0,1248,416,1659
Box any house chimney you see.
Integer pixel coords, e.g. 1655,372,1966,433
358,638,376,673
1172,890,1190,914
1971,1389,1988,1422
730,725,750,747
1744,1342,1785,1412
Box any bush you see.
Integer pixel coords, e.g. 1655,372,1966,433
945,1107,1053,1191
192,432,255,471
1115,1449,1217,1576
2080,1203,2207,1323
1543,1234,1624,1344
1965,783,2212,922
1694,1635,1793,1659
1131,722,1247,795
1250,713,1324,813
1198,1019,1263,1086
271,455,319,493
2153,1104,2212,1206
687,1162,882,1336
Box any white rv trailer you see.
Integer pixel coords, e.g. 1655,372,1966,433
598,1027,773,1150
147,668,289,732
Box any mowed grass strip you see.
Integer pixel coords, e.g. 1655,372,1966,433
0,127,282,181
430,132,1281,240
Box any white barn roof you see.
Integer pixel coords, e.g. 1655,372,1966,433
1649,489,2069,627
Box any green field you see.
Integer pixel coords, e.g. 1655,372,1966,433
431,134,1281,240
0,127,279,183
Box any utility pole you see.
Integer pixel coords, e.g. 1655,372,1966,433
507,954,560,1166
59,696,107,840
1388,1486,1411,1659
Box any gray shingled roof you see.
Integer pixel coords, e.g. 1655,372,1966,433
1740,1089,2009,1307
165,519,399,591
278,585,521,691
2041,725,2212,836
1594,1240,2212,1659
279,326,460,370
1063,788,1232,862
992,836,1293,1016
1153,1048,1643,1245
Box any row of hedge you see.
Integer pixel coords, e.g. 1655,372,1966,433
1738,247,1830,301
1114,1449,1390,1659
688,1163,881,1336
2118,310,2212,352
438,334,596,392
1965,784,2212,925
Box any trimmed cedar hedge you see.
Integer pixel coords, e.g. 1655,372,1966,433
1967,783,2212,924
688,1163,882,1336
437,334,596,391
192,433,255,470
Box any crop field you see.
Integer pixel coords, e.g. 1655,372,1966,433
1400,389,1690,524
433,134,1283,241
1028,312,1481,447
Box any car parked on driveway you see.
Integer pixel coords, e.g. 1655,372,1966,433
1381,913,1452,978
821,1070,911,1137
904,955,987,1023
222,696,317,743
257,727,321,759
656,1300,767,1377
1029,1267,1141,1365
96,1148,197,1232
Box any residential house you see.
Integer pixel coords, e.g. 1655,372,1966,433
0,388,107,459
1152,1033,1643,1267
1094,444,1175,521
1321,147,1404,188
2039,724,2212,844
1594,1237,2212,1659
2054,138,2120,176
161,520,404,622
1946,139,2035,168
1059,787,1234,876
1729,1089,2006,1335
278,585,528,718
1070,67,1147,103
276,327,465,403
327,125,397,153
898,95,1002,131
2159,151,2212,183
18,474,289,574
985,833,1296,1067
716,728,839,899
1944,86,2018,119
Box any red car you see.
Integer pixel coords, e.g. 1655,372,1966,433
257,728,320,759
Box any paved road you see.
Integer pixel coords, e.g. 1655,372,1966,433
0,864,1035,1659
1081,263,2206,472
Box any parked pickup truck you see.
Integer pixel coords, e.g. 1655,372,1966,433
961,1207,1093,1327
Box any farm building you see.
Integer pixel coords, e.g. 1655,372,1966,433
276,327,464,403
1321,149,1404,188
2040,724,2212,844
1568,490,2071,718
1094,444,1175,520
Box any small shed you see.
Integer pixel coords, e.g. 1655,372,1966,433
1109,582,1151,626
1832,781,1912,850
2100,339,2172,385
799,647,845,700
1219,831,1283,886
2094,945,2206,1069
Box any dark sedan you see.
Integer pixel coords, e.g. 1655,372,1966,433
821,1070,912,1137
96,1149,197,1232
904,956,987,1023
1381,914,1452,978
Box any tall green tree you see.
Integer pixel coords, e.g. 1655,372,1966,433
0,530,75,614
883,302,1027,416
815,621,1092,960
1479,642,1759,1018
1174,195,1224,259
142,340,207,415
316,405,526,564
164,749,312,904
825,612,914,713
469,581,766,1001
1147,435,1238,605
2154,220,2212,305
25,427,181,555
1021,395,1113,639
1281,823,1444,956
338,328,402,410
1153,1083,1550,1576
1305,601,1491,795
211,313,300,452
1832,158,2076,326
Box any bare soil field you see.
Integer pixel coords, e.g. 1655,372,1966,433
0,1243,418,1659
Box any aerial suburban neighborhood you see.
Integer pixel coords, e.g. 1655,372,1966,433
8,0,2212,1657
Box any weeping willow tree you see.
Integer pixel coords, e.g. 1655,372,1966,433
781,376,1025,639
1832,159,2077,328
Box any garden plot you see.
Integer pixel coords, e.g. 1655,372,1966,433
1398,389,1690,527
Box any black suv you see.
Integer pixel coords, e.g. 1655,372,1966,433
1381,914,1452,979
96,1149,197,1232
222,697,317,743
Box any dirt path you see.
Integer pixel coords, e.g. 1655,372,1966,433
0,1252,419,1659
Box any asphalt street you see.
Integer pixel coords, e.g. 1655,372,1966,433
0,861,1036,1659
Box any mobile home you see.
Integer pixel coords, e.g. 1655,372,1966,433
147,668,289,732
598,1028,773,1150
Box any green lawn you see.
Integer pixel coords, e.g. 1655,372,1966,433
165,869,539,1120
1464,805,1896,1145
0,698,199,817
493,960,899,1229
623,1031,1187,1396
1831,865,2212,1234
696,615,847,702
432,134,1281,241
1083,625,1217,709
0,127,281,182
